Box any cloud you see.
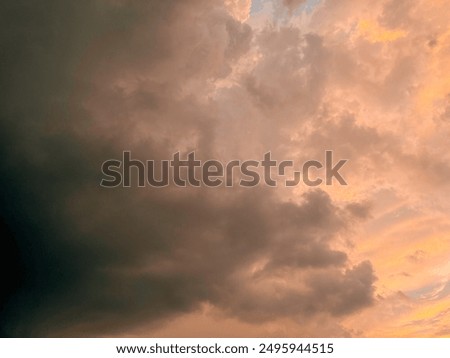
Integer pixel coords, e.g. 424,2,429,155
225,0,253,21
281,0,307,12
0,0,378,337
3,0,449,338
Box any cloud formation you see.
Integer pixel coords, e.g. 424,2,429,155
1,0,449,337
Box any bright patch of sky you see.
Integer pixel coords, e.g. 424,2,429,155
250,0,322,16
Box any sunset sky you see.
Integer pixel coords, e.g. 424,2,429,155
1,0,450,337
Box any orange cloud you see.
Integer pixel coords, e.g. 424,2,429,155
358,19,407,43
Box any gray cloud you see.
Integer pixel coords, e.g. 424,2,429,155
0,0,376,337
281,0,307,12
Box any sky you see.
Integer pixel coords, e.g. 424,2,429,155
0,0,449,337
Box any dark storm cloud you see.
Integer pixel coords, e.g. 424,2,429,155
0,0,375,337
